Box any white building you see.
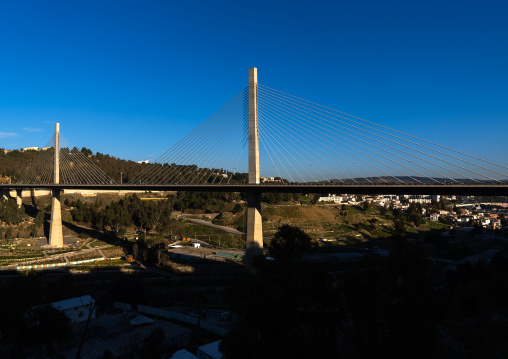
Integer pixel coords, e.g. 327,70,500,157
408,198,431,204
430,213,440,222
50,295,96,322
22,147,39,152
318,194,343,203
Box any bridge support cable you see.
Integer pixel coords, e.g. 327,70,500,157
19,146,54,184
258,86,454,183
142,93,243,184
133,89,247,184
56,135,115,184
204,117,249,185
260,101,397,184
220,117,249,185
258,88,426,183
130,87,249,185
227,136,249,184
135,87,247,181
259,115,327,183
18,136,114,185
146,88,246,183
261,84,508,177
259,135,285,183
261,105,374,183
259,101,382,183
58,147,113,184
19,136,58,184
258,84,508,183
258,122,309,183
259,108,347,183
259,92,451,184
182,95,249,184
166,90,247,184
259,131,297,183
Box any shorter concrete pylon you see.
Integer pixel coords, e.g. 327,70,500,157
16,189,22,208
49,189,63,247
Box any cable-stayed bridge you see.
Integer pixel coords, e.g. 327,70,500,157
2,68,507,265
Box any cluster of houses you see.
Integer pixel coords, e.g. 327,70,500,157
318,193,506,230
260,176,283,183
318,193,442,209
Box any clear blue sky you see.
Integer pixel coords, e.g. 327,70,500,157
1,0,507,165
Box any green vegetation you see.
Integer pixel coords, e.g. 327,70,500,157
268,224,313,261
221,229,508,358
0,198,25,226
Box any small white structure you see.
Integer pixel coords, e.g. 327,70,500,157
50,295,96,322
22,146,39,152
192,243,201,248
318,194,343,203
197,340,222,359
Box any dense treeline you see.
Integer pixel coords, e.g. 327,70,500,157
0,149,40,182
261,192,300,204
1,147,250,184
221,227,508,358
0,198,25,226
67,194,173,235
67,191,244,235
173,191,243,213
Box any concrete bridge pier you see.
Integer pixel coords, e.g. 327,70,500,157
246,190,263,267
49,189,63,247
16,189,22,208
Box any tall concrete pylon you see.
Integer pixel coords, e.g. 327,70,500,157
49,122,63,247
246,68,263,268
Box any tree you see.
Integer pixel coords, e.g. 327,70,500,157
394,219,406,237
232,203,243,214
30,224,37,238
269,224,312,261
132,243,139,259
35,210,44,227
220,243,338,358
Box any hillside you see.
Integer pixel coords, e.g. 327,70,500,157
0,148,146,183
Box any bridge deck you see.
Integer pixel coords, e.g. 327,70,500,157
2,184,508,196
